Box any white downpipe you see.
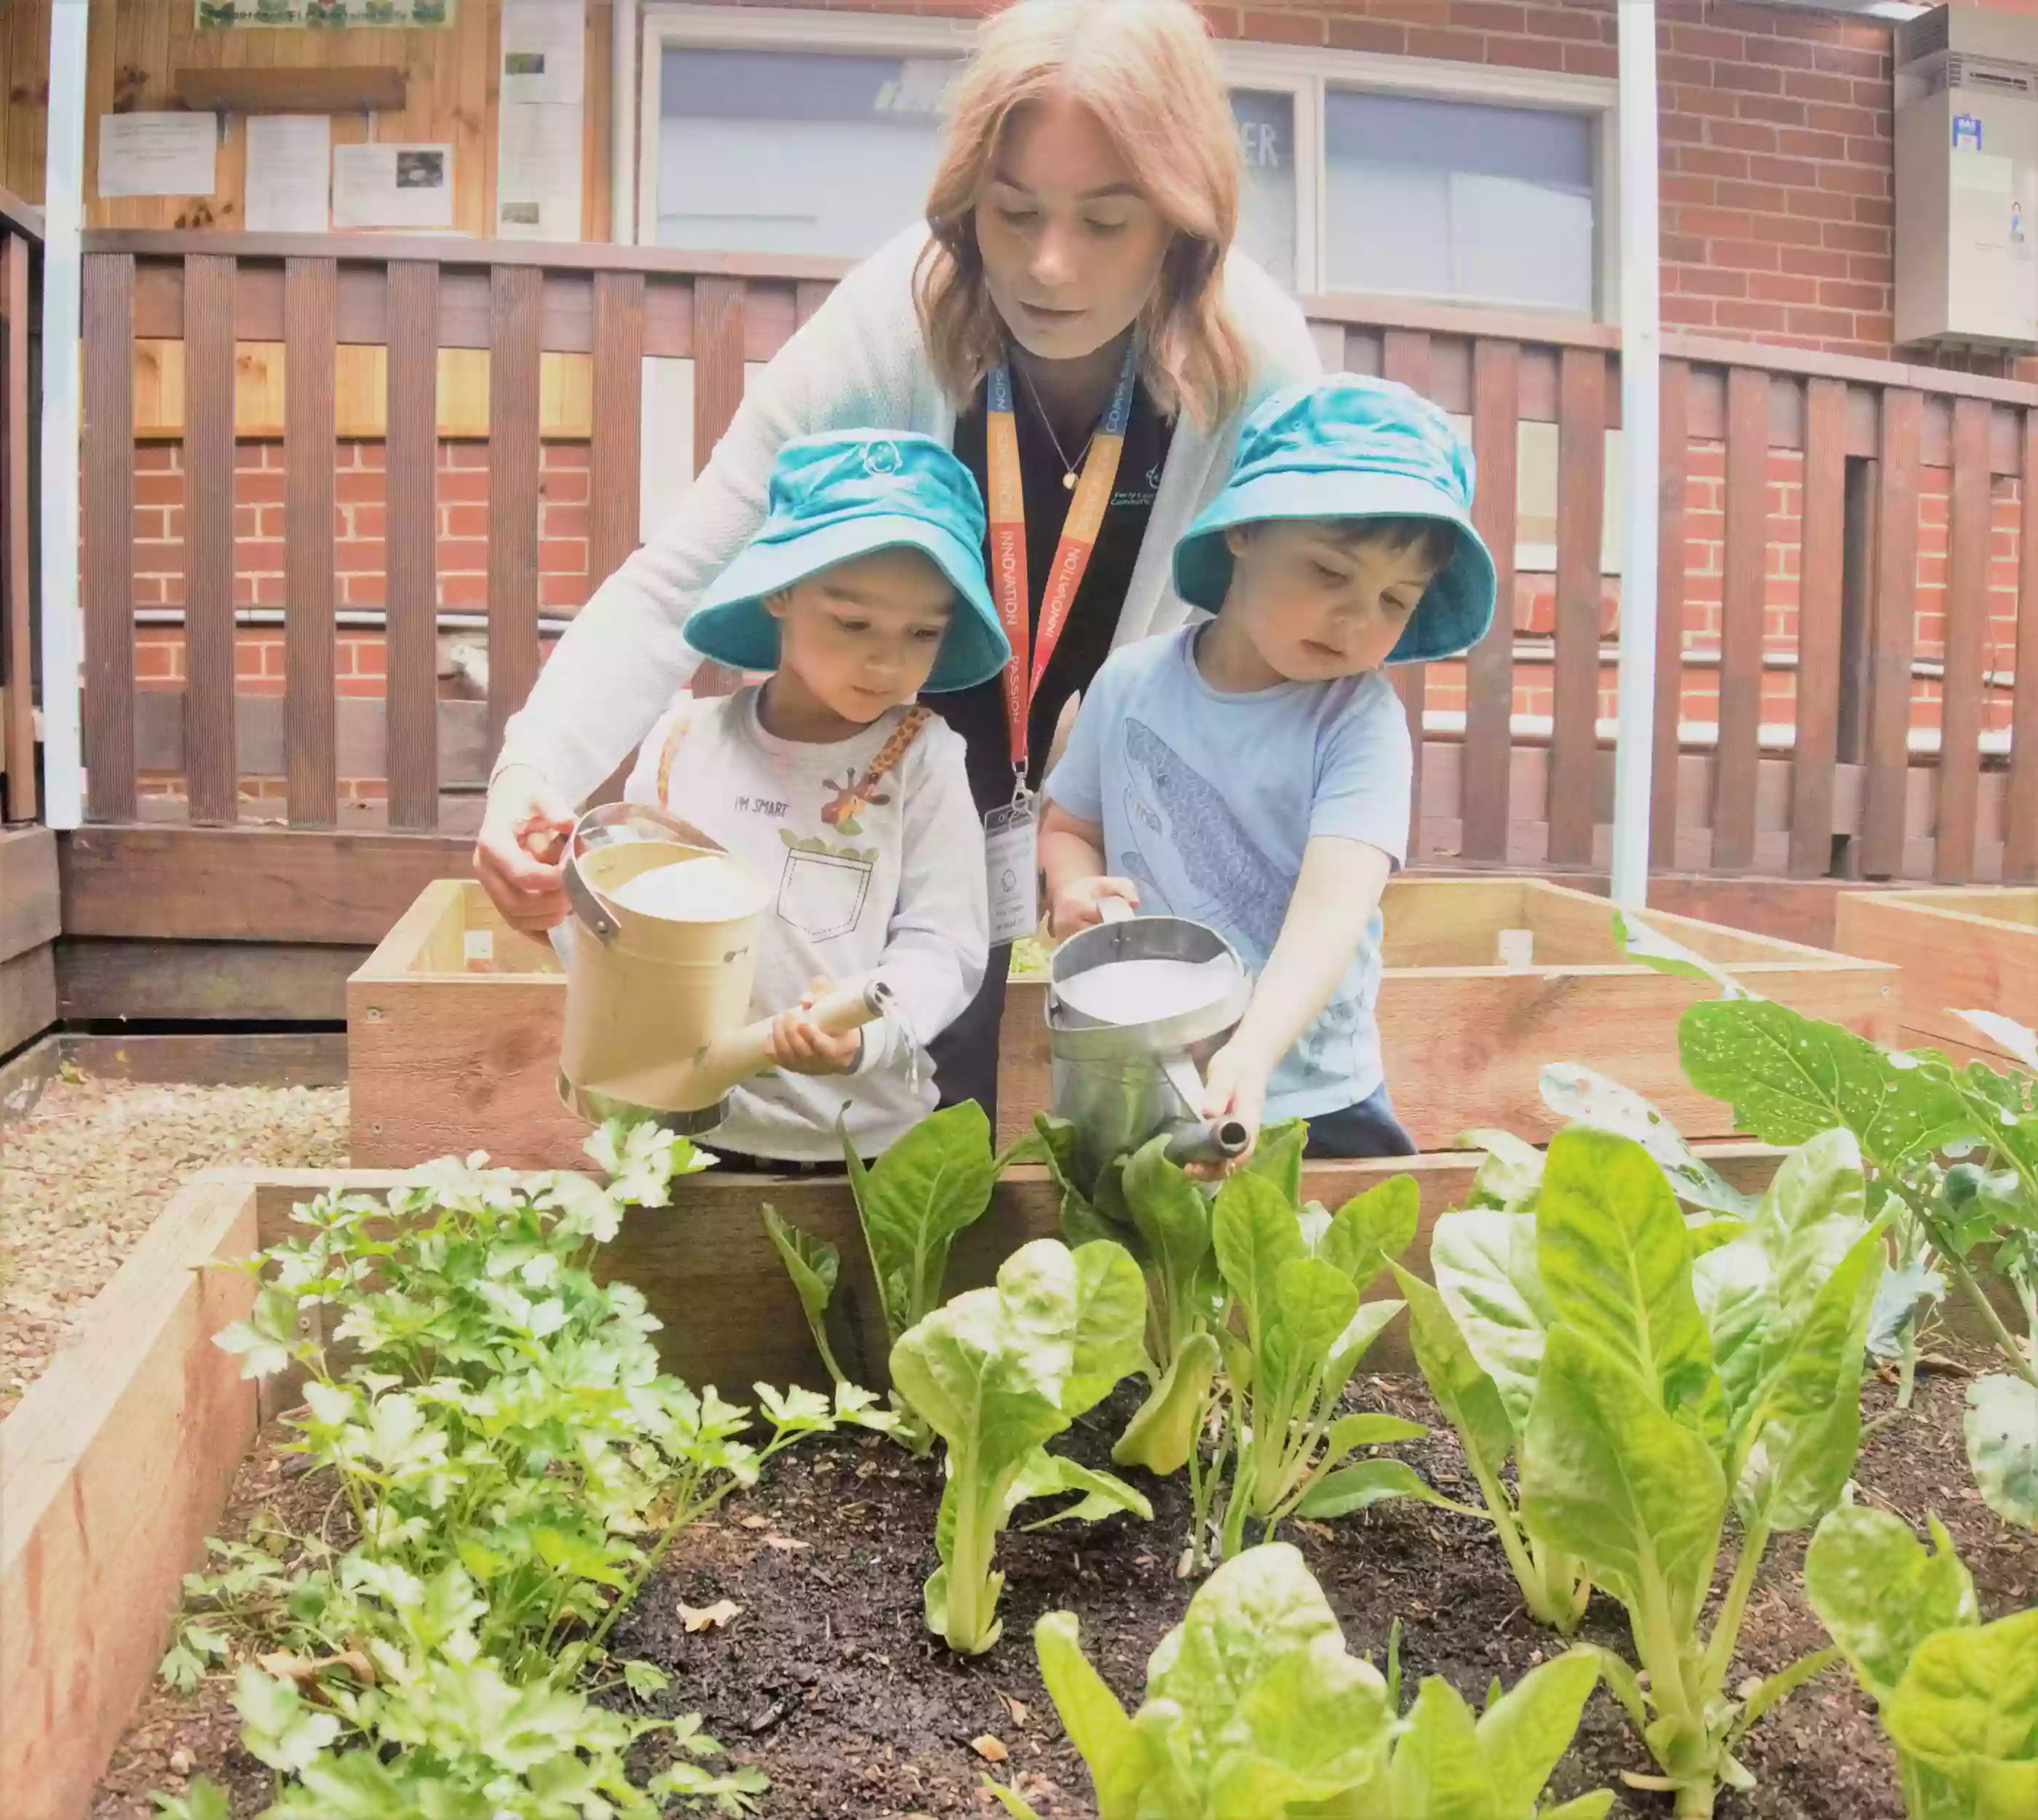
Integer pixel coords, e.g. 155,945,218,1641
1609,0,1662,907
37,0,87,829
611,0,638,245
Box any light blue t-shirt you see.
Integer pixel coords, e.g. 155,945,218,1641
1042,625,1412,1120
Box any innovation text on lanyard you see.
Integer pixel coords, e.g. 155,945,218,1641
985,337,1140,792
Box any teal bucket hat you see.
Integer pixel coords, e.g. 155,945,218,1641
684,430,1009,692
1173,374,1497,665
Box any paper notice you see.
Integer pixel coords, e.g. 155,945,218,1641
496,100,582,240
244,115,330,234
501,0,585,106
99,112,218,199
332,143,455,231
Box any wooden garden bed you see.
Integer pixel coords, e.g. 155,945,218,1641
2,1142,1797,1819
348,877,1896,1170
1833,887,2037,1067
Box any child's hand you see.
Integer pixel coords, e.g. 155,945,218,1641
767,978,864,1076
1189,1039,1272,1180
1048,875,1140,940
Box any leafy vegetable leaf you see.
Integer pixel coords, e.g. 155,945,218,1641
1804,1506,1978,1706
846,1101,998,1342
1964,1374,2038,1531
1428,1208,1552,1433
1295,1457,1480,1522
1540,1061,1756,1217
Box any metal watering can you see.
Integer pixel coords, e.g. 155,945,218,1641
1046,898,1254,1190
549,802,889,1136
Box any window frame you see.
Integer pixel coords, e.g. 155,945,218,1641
635,5,1621,319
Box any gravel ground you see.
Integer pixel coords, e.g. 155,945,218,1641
0,1068,348,1417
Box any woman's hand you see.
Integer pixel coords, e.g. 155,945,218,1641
767,979,865,1076
475,764,576,935
1047,874,1140,940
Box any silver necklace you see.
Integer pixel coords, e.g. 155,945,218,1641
1015,360,1099,491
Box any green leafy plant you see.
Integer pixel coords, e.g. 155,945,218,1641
759,1102,1004,1451
887,1236,1153,1655
1804,1503,2037,1819
1514,1123,1884,1816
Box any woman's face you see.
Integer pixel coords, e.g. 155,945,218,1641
975,93,1173,365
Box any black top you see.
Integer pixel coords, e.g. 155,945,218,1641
937,376,1175,817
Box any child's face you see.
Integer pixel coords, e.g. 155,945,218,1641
1220,521,1443,683
766,547,956,724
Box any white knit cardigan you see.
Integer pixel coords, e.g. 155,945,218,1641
496,224,1324,805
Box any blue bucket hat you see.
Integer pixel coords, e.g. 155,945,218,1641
1173,375,1497,665
684,431,1009,692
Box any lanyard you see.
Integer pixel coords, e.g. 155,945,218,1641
985,337,1139,781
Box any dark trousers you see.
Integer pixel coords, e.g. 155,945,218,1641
928,941,1010,1128
1303,1084,1417,1159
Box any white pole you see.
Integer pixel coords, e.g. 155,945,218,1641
611,0,638,245
37,0,87,830
1609,0,1662,906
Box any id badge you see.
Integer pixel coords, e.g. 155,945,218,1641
983,797,1039,948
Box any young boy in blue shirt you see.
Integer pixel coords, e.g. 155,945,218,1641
1039,376,1496,1159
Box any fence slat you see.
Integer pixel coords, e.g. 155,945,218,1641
1862,388,1922,877
1936,395,1990,883
488,264,544,756
82,253,136,821
2010,410,2038,882
1382,331,1432,850
1649,359,1689,871
1789,376,1847,877
2,232,33,819
589,269,644,590
1712,366,1769,873
689,276,748,700
183,255,237,825
795,280,833,330
1548,347,1606,867
1462,339,1519,863
386,261,439,831
283,257,337,827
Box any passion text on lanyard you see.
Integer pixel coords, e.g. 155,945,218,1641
985,338,1140,788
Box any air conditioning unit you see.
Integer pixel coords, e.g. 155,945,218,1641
1894,4,2038,349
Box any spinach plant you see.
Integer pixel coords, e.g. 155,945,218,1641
888,1236,1154,1655
1803,1503,2038,1819
1514,1123,1884,1817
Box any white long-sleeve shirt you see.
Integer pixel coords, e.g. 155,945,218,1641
497,225,1323,807
622,688,987,1161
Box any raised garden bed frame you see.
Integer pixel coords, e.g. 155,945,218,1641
1833,886,2038,1067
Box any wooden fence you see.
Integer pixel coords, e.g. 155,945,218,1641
73,229,2038,885
0,187,38,825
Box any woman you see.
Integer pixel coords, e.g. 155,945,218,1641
477,0,1320,1125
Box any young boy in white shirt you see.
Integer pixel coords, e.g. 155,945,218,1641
625,431,1008,1166
1039,376,1497,1160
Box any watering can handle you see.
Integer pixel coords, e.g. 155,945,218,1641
699,981,895,1083
1098,895,1135,925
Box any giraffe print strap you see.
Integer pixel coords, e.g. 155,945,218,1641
654,701,932,808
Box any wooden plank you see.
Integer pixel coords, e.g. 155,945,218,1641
2,232,33,820
82,253,136,822
0,942,55,1055
385,261,440,831
183,253,237,826
1713,366,1769,874
0,824,60,964
133,687,494,787
55,938,365,1024
2013,411,2038,883
1462,340,1519,863
1937,397,1991,885
487,264,543,756
283,256,338,828
60,1030,348,1088
1834,889,2038,1061
589,270,644,587
1863,388,1922,877
691,275,745,472
1384,331,1432,851
1651,359,1690,871
0,1181,259,1820
1547,347,1606,866
59,826,473,945
1790,378,1847,877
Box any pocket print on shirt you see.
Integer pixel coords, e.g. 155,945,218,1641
777,848,873,942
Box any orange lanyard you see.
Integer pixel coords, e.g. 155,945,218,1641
984,339,1138,780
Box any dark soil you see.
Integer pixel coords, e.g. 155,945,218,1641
96,1353,2035,1820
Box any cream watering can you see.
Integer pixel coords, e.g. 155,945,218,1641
548,803,889,1136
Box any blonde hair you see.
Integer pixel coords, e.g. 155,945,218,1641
914,0,1250,430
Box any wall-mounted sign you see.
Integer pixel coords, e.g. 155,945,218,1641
197,1,454,28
